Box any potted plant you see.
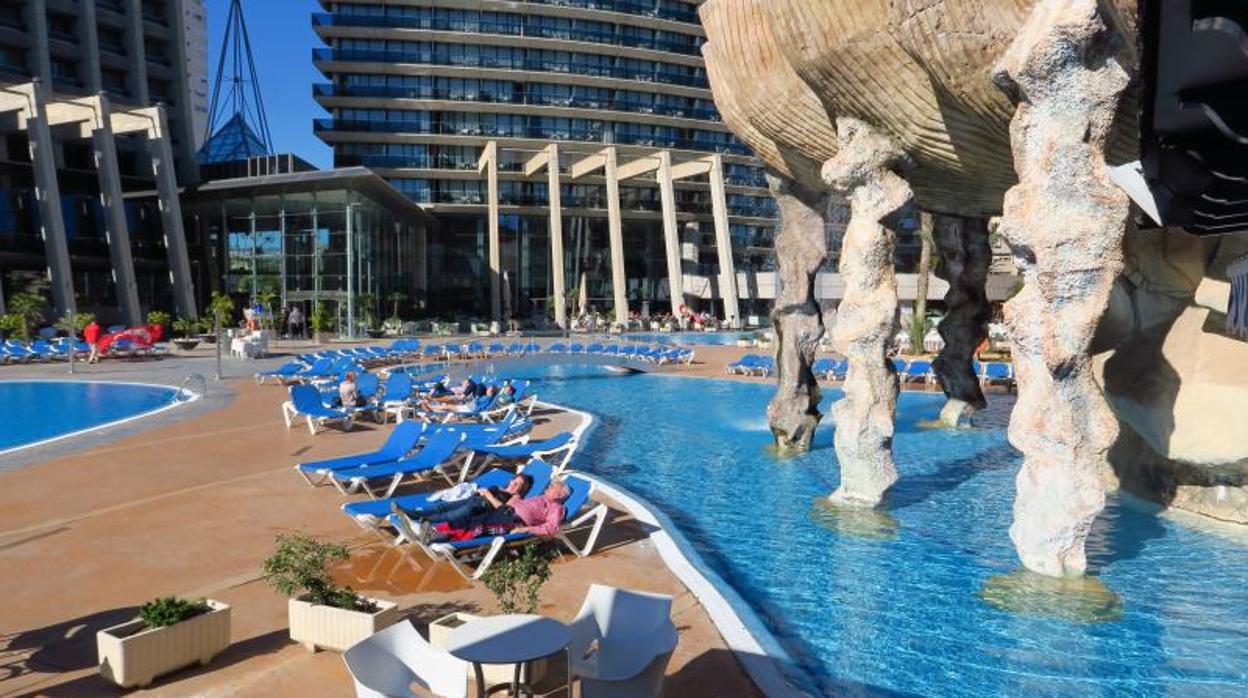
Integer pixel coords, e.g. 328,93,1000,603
263,532,399,652
96,596,231,688
207,292,234,343
146,310,172,335
429,544,554,684
172,317,201,351
309,302,333,344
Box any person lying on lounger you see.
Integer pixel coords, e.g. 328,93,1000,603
416,472,533,524
415,478,570,544
418,385,499,415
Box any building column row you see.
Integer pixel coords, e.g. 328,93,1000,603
0,81,198,323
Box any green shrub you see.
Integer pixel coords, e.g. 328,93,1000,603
310,302,333,334
0,313,26,337
139,596,210,628
172,316,200,338
7,292,48,339
907,314,933,356
209,292,235,327
146,310,172,329
481,543,553,614
262,532,374,611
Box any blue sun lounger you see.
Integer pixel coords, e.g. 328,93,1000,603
295,421,427,486
393,474,608,580
256,361,308,384
902,360,933,384
327,430,468,498
282,384,355,435
343,458,557,532
461,431,577,475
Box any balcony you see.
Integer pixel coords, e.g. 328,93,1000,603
313,48,709,89
314,13,701,56
314,84,720,123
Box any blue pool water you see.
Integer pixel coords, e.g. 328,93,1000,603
513,366,1248,696
0,381,180,452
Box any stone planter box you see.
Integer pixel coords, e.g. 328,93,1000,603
172,339,200,351
96,600,230,688
289,595,401,652
428,612,551,686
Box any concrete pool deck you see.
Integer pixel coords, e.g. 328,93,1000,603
0,342,783,697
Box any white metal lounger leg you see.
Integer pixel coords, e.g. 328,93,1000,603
281,401,295,428
306,416,319,436
558,504,609,558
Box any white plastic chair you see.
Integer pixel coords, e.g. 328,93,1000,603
342,620,467,698
567,584,679,698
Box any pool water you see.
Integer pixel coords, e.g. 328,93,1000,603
0,381,181,452
514,366,1248,696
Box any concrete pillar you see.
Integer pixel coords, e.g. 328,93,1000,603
24,0,52,84
4,83,76,317
525,144,568,328
79,0,103,93
603,148,628,325
478,141,501,320
656,152,684,316
708,154,741,328
123,0,150,104
90,96,142,325
144,105,197,318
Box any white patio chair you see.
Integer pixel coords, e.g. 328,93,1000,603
567,584,679,698
342,620,467,698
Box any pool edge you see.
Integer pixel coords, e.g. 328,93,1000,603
536,398,810,698
0,380,200,458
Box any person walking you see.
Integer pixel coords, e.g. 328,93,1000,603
287,305,304,339
84,319,102,364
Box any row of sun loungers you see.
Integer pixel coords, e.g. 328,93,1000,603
2,338,166,363
730,353,1016,388
286,371,606,580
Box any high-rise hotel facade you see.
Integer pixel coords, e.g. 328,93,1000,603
311,0,778,321
0,0,206,323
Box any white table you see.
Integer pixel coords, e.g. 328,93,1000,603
445,614,571,698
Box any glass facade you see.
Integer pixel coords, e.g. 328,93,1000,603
183,174,432,336
313,0,777,320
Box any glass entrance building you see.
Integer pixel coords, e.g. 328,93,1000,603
311,0,778,321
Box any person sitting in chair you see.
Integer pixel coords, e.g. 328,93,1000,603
416,479,570,544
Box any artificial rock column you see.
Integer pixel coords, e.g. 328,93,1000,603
931,215,991,427
993,0,1131,577
765,173,830,453
822,117,912,506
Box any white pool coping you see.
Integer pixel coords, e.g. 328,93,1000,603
534,399,809,698
0,379,200,458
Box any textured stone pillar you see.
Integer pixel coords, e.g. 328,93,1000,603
931,215,990,427
765,173,830,453
993,0,1131,577
822,118,912,506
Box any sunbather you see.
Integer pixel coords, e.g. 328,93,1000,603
339,371,366,407
416,472,534,524
415,478,569,543
419,384,499,415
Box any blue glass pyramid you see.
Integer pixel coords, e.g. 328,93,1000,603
197,113,271,164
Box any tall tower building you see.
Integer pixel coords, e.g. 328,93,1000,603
181,0,209,150
311,0,778,320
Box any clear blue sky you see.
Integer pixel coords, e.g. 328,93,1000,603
206,0,330,168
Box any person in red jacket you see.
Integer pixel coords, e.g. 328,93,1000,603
83,320,102,363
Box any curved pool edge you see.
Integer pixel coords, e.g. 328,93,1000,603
535,398,810,698
0,380,201,458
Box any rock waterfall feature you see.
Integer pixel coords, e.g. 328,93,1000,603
766,175,831,453
931,215,991,427
993,0,1132,577
823,118,911,507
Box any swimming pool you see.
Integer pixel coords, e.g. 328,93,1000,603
0,381,184,453
514,366,1248,696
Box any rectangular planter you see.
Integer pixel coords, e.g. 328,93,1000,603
96,600,231,689
428,612,551,687
289,595,401,652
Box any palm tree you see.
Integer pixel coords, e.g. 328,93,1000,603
911,212,935,355
387,291,407,321
8,292,49,340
